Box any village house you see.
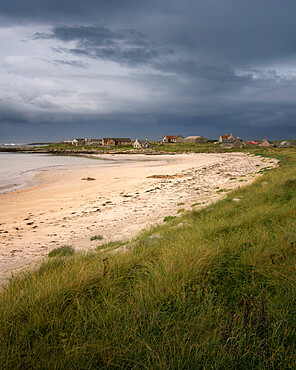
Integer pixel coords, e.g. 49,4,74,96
133,138,150,149
60,140,72,144
87,139,103,146
162,135,184,143
183,136,208,143
231,138,244,149
259,138,275,147
279,141,290,148
218,133,235,143
71,138,88,146
220,138,236,148
221,137,243,149
102,138,132,146
279,141,296,148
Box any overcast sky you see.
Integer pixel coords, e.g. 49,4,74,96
1,0,296,141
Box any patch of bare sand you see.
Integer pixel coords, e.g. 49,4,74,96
0,153,277,282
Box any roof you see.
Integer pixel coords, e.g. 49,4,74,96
232,138,243,148
137,139,149,144
220,135,230,139
164,135,183,139
185,136,205,139
104,138,131,142
262,138,273,144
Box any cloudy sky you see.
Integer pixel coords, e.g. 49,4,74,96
1,0,296,142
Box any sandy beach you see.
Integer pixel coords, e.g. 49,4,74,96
0,153,277,282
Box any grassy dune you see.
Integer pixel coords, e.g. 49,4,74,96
0,149,295,368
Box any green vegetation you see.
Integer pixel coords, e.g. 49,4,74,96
0,148,296,368
42,142,134,152
216,188,230,193
48,245,75,258
96,240,127,252
90,235,103,241
177,202,185,206
163,215,176,222
82,177,96,181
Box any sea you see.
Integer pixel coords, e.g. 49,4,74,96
0,146,166,194
0,151,116,194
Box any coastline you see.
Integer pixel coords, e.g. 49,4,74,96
0,153,277,282
0,152,149,195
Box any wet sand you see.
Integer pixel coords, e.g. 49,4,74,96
0,153,277,283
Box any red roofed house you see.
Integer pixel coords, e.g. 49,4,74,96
162,135,184,143
218,133,235,143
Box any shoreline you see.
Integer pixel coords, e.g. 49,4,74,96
0,152,168,195
0,153,277,283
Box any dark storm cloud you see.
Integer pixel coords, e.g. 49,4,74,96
33,25,171,67
3,0,296,65
52,59,87,68
0,0,143,23
1,0,296,140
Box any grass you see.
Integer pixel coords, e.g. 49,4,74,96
0,148,296,368
90,235,103,241
40,142,135,153
191,202,201,207
48,245,75,258
96,240,127,251
216,188,230,193
82,177,96,181
163,215,176,222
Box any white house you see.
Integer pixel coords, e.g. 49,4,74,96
133,138,150,148
71,138,88,146
162,135,184,143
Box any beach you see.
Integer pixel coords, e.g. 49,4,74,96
0,152,277,282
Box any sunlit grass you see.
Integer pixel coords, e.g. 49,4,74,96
0,148,295,368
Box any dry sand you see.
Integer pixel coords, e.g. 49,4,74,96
0,152,277,282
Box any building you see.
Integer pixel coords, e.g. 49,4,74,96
162,135,184,143
133,138,150,149
279,141,291,148
221,137,243,149
87,139,103,146
220,138,236,147
71,138,88,146
259,138,275,147
246,141,259,145
218,133,235,143
183,136,208,144
231,138,243,149
60,140,72,144
102,138,132,146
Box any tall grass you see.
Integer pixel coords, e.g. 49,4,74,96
0,148,295,368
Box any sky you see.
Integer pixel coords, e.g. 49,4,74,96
0,0,296,142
